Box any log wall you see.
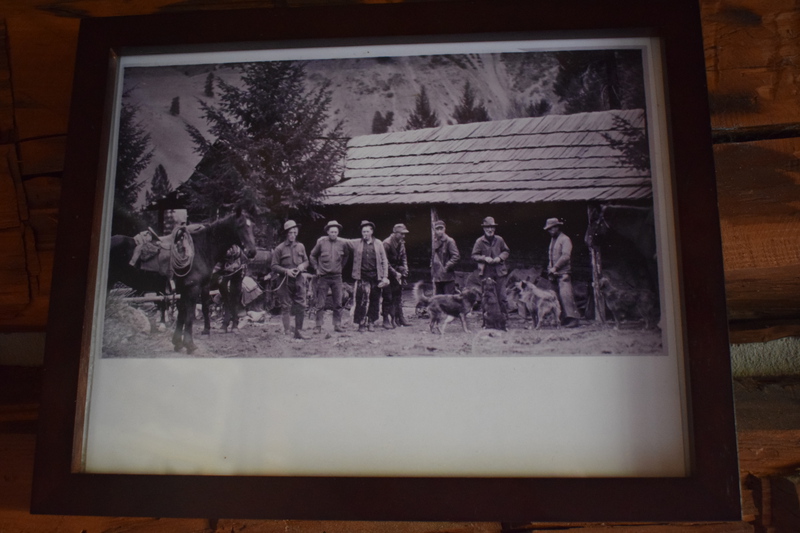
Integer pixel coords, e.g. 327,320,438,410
1,0,800,530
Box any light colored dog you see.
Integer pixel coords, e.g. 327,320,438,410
514,280,561,329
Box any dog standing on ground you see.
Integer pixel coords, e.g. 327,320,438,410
413,280,481,335
514,280,561,329
480,277,507,331
598,275,659,330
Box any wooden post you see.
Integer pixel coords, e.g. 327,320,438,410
587,204,606,324
431,206,439,293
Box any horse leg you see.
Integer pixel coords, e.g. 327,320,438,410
172,297,186,351
201,286,211,335
183,286,200,354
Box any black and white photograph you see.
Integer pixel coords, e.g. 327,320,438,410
101,39,668,360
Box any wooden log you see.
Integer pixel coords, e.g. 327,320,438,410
714,138,800,335
0,228,30,317
17,136,66,177
0,147,21,229
0,19,14,145
22,176,61,210
701,0,800,131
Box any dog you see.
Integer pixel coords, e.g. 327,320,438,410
598,276,659,330
480,277,507,331
513,280,561,329
413,280,481,335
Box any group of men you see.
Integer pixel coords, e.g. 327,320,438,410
268,214,581,339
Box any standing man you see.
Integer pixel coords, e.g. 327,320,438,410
544,217,580,327
471,216,511,316
431,220,461,295
382,223,411,328
309,220,354,334
352,220,389,332
219,244,246,334
271,220,310,340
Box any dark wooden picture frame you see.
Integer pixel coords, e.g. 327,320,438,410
32,0,740,522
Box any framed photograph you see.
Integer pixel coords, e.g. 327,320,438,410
33,0,741,522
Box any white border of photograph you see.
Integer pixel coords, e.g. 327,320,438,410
80,34,689,477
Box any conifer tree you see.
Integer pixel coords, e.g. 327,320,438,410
185,61,347,221
405,86,440,130
115,102,153,211
204,72,215,98
553,50,644,114
169,96,180,116
145,164,172,205
452,81,490,124
371,110,394,134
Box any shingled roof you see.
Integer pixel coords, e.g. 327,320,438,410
323,109,651,206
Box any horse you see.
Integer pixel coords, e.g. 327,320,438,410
171,208,257,354
107,234,172,329
586,203,659,292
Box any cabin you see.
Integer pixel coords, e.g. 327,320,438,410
318,109,657,320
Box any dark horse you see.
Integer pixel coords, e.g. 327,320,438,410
108,234,171,328
171,208,257,354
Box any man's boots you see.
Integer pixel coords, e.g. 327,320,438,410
294,311,307,340
282,312,292,335
383,315,394,329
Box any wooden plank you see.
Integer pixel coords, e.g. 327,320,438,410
6,14,77,140
0,228,30,317
22,176,61,210
27,207,58,251
0,146,20,229
714,138,800,333
702,0,800,130
16,135,66,176
0,19,15,145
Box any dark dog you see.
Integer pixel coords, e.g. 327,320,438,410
513,280,561,329
413,280,481,335
598,276,659,330
480,278,507,331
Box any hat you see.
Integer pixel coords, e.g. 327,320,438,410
481,216,498,227
324,220,343,231
543,218,563,230
283,220,299,231
433,220,446,229
360,220,375,230
393,223,410,234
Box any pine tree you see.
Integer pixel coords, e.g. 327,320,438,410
553,50,645,114
452,81,490,124
185,61,347,221
371,110,394,134
145,164,172,206
405,86,440,130
169,96,180,116
204,72,215,98
115,102,153,211
526,98,552,117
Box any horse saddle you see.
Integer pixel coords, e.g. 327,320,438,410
138,235,174,278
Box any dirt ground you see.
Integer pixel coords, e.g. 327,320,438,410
103,298,664,359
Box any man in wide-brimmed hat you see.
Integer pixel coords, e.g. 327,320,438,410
271,220,310,339
352,220,389,332
381,223,411,329
309,220,355,333
471,216,511,316
431,219,460,296
545,217,580,327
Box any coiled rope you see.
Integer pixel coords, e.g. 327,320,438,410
170,229,195,278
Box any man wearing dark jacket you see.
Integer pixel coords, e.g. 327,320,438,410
382,223,410,328
431,220,460,295
471,216,511,316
